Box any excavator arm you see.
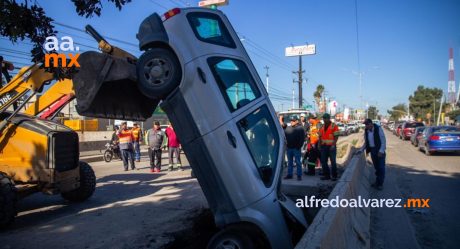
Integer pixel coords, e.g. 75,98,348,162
23,79,75,119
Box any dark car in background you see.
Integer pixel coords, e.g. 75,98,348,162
410,126,425,147
400,122,424,140
418,126,460,155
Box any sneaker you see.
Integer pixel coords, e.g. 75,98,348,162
179,166,184,171
284,175,293,180
297,176,302,181
131,167,136,170
124,169,128,171
150,168,155,173
320,176,331,180
376,185,383,191
154,168,161,173
331,177,338,181
136,160,140,162
168,166,174,171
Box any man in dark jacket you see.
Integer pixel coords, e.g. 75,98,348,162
364,119,387,190
284,116,305,181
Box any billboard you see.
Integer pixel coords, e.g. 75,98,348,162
285,44,316,57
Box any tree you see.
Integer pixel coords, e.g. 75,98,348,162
367,105,378,120
313,84,325,112
408,85,443,123
387,103,407,121
0,0,132,64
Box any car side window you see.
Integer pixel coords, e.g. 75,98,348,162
237,105,279,187
208,57,261,112
187,12,236,48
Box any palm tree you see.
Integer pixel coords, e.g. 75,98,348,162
313,84,325,111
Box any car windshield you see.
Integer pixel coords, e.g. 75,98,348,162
208,57,261,112
237,105,279,187
433,126,460,133
187,12,236,48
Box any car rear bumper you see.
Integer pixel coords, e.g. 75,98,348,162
428,146,460,152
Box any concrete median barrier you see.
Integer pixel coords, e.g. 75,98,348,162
295,149,371,249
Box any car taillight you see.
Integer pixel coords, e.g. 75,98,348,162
429,135,440,140
162,8,181,21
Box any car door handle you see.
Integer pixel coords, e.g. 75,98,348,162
197,67,206,84
227,131,237,148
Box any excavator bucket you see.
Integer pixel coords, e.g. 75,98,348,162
72,51,158,121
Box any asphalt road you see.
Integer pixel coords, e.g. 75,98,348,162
371,130,460,249
0,153,208,249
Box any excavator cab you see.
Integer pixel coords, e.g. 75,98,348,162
72,26,159,121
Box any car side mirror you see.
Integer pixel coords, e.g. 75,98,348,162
259,166,273,183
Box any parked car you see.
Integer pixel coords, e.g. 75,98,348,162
394,123,402,136
418,126,460,155
337,122,347,136
400,122,424,140
133,7,307,249
410,126,425,147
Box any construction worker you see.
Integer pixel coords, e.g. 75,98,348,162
304,116,321,176
145,121,165,173
117,121,136,171
165,122,182,171
283,116,305,181
132,122,143,162
318,113,340,180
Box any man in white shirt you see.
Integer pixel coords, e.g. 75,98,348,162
364,119,386,190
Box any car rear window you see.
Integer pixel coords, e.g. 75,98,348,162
208,57,261,112
433,126,460,133
405,122,424,128
187,12,236,48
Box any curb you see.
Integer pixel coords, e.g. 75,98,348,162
295,148,371,249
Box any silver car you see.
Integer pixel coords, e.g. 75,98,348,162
76,7,307,249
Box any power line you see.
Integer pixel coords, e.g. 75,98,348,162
149,0,169,11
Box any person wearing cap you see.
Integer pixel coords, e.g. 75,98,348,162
318,113,340,180
300,114,310,137
363,118,387,190
284,115,305,181
117,121,136,171
132,122,143,162
145,121,165,173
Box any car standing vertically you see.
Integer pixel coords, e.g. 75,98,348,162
418,126,460,155
132,7,307,249
400,121,424,140
410,126,425,147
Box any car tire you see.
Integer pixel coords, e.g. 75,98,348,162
136,48,182,99
103,150,113,163
0,173,17,229
61,162,96,202
207,226,256,249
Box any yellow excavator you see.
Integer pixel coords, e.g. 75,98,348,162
0,25,153,228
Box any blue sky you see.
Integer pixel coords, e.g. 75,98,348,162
1,0,459,114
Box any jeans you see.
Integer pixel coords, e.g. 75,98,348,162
121,149,135,170
133,141,141,161
149,148,162,170
287,148,302,177
370,147,386,186
320,145,337,177
168,147,182,166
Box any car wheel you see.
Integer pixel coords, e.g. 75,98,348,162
136,48,182,99
61,162,96,202
103,150,113,163
207,226,256,249
0,173,17,229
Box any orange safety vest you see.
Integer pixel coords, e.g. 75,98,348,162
309,119,320,144
118,129,134,145
319,122,340,145
132,127,142,142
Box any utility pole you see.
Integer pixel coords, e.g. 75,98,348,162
292,79,295,109
264,66,269,95
293,57,305,109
